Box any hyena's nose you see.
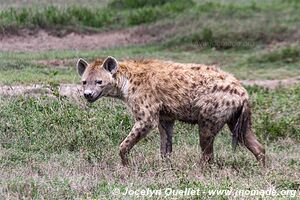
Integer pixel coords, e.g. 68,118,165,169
84,90,93,99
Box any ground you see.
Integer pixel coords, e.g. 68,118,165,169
0,0,299,199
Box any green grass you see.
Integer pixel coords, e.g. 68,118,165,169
1,0,300,50
1,43,300,85
0,86,299,199
0,0,300,199
248,46,300,64
0,0,109,9
0,0,193,33
108,0,178,9
247,86,300,141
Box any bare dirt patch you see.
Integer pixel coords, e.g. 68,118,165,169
0,77,299,98
242,76,300,89
36,58,75,68
0,84,82,98
0,27,155,52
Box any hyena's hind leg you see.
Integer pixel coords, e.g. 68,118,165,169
158,119,175,157
227,115,266,167
198,120,224,166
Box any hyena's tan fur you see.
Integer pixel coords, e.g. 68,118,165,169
77,56,265,167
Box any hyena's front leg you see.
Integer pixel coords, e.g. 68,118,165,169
119,120,154,166
158,119,175,157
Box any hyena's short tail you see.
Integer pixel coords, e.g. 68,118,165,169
232,101,251,150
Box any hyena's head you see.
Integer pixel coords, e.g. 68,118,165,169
76,56,118,103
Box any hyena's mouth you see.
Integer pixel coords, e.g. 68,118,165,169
86,91,103,103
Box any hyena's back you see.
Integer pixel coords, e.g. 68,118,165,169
129,60,248,125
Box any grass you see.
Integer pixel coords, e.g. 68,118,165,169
247,86,300,141
0,0,109,9
1,0,300,50
0,0,299,199
1,43,300,85
0,86,299,199
0,0,193,33
248,46,300,64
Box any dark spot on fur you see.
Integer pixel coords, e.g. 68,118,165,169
146,116,151,122
212,85,218,93
174,95,180,101
207,107,213,112
136,132,142,140
233,88,238,94
219,85,224,91
214,102,219,109
125,139,130,143
192,83,197,88
241,92,246,96
231,100,235,106
173,72,179,77
226,101,230,106
145,124,152,129
135,105,140,111
169,87,175,91
178,76,184,81
137,73,145,78
132,87,136,93
222,99,227,106
223,85,230,92
145,105,149,109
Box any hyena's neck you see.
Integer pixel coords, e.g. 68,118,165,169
107,75,129,101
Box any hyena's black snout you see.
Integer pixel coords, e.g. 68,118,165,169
84,90,93,99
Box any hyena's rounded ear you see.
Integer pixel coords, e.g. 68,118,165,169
103,56,118,74
77,58,88,77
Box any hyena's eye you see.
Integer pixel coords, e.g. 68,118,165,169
82,81,87,85
96,80,102,84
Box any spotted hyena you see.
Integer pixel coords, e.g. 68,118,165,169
76,56,265,167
